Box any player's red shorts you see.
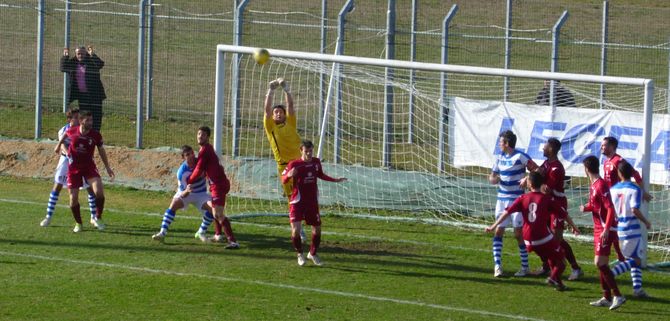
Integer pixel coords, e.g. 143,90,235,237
209,177,230,207
67,165,100,189
594,230,618,256
289,205,322,226
532,239,564,263
550,196,567,230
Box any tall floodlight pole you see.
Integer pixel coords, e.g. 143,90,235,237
438,4,458,173
35,0,45,139
503,0,512,102
407,0,417,144
136,0,147,148
333,0,354,164
231,0,251,158
599,1,609,109
550,10,569,108
63,0,71,113
382,0,396,168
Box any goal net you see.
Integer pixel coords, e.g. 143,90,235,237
214,45,670,266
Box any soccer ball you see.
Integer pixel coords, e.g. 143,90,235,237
253,48,270,65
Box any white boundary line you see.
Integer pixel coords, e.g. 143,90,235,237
0,250,549,321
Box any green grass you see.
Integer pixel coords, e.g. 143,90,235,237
1,175,669,321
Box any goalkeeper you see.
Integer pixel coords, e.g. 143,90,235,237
263,78,306,241
264,78,300,196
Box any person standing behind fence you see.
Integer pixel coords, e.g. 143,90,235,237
60,46,107,132
535,80,575,107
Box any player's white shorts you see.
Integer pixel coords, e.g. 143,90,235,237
54,156,90,188
619,236,646,261
495,199,523,228
173,191,210,212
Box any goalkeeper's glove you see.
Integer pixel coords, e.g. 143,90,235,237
279,78,290,93
269,79,280,90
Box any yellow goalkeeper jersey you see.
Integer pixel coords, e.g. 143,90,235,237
264,114,301,165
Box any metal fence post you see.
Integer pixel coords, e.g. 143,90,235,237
333,0,354,164
231,0,250,158
438,4,458,173
599,1,609,109
503,0,512,102
382,0,395,168
35,0,45,139
407,0,417,144
145,0,154,120
214,49,226,158
62,0,71,113
550,10,569,108
319,0,327,127
136,0,147,148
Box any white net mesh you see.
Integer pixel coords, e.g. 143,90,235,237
218,51,670,264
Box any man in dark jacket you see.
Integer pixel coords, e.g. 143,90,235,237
535,80,575,107
61,46,106,131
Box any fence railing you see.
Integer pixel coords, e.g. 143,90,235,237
0,0,668,149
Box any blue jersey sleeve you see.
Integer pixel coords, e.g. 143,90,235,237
176,162,190,192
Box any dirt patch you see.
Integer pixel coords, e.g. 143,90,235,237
0,139,186,191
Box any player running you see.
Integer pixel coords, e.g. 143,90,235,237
54,110,114,232
486,171,579,291
282,140,346,266
40,108,98,228
580,156,626,310
609,161,652,298
533,138,583,280
187,126,239,249
152,145,216,243
488,130,538,277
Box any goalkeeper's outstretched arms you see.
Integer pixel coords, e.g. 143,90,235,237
278,78,294,116
264,79,280,118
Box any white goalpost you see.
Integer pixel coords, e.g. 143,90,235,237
213,44,670,266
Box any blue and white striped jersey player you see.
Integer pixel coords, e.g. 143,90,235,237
488,130,539,277
40,108,97,228
609,161,652,298
152,145,215,242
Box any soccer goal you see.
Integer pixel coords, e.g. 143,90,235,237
213,44,670,266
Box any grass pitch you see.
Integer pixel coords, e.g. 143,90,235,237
0,175,669,321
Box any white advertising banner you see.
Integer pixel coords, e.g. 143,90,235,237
449,97,670,185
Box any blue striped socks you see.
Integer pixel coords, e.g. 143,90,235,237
631,267,643,292
611,258,636,276
46,190,59,217
519,244,529,270
160,208,176,234
493,236,503,267
87,192,97,220
198,211,214,233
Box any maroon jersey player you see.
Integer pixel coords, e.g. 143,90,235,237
580,155,626,310
54,110,114,232
536,138,582,279
486,171,579,291
282,140,346,266
187,126,238,249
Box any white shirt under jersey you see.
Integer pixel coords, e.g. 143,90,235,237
176,161,207,194
492,149,532,201
610,181,642,240
58,123,71,156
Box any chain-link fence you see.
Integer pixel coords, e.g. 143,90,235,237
0,0,668,149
